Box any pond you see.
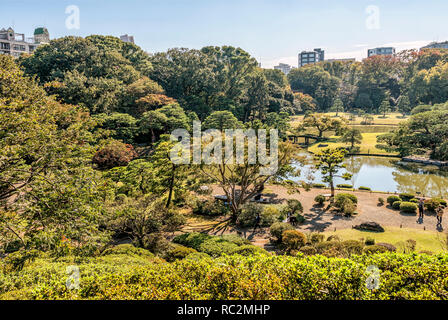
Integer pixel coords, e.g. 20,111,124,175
292,153,448,198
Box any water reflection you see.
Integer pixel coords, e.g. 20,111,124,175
292,153,448,198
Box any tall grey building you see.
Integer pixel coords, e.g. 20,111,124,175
367,47,396,57
421,41,448,50
0,27,49,57
120,34,135,44
298,48,325,67
274,63,292,75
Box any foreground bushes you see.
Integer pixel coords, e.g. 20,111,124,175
2,252,448,300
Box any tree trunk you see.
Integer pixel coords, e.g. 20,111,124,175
166,165,176,208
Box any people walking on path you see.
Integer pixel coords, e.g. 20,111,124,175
418,198,425,219
436,206,444,227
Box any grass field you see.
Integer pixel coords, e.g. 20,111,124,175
307,132,398,155
323,227,447,253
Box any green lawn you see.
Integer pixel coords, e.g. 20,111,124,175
324,227,447,253
308,132,398,156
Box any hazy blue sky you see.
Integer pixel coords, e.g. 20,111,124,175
2,0,448,67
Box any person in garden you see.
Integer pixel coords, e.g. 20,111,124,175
418,198,425,219
436,206,444,227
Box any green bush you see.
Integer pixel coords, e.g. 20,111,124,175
387,195,401,205
400,202,418,214
315,241,343,254
237,203,264,228
314,194,326,205
326,235,341,242
342,240,365,255
261,206,282,227
309,233,325,244
337,184,353,189
409,198,419,204
270,222,295,242
365,237,375,245
192,198,229,217
335,193,358,204
173,232,212,251
221,235,251,246
164,244,197,262
424,198,446,212
376,243,397,252
312,183,326,188
392,201,402,210
359,186,371,191
399,193,415,202
378,198,385,206
102,244,154,258
231,245,267,256
363,245,388,254
282,230,307,251
198,238,239,257
298,246,317,256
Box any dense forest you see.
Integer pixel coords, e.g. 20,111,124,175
1,35,448,300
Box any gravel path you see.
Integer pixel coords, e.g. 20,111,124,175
212,186,447,233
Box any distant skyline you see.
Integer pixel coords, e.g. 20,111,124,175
2,0,448,68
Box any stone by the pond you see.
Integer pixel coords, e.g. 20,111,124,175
353,222,385,233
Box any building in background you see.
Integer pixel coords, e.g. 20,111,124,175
120,34,135,44
298,48,325,67
0,27,50,57
421,41,448,50
274,63,292,74
367,47,396,57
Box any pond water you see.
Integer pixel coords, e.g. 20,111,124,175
292,153,448,198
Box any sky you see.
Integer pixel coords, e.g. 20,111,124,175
2,0,448,68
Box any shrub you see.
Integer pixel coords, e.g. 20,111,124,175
378,198,385,206
359,186,371,191
231,245,267,256
164,244,197,262
93,141,138,169
221,235,251,246
192,198,229,217
399,193,415,202
392,201,402,210
387,195,401,205
237,203,264,228
335,193,358,204
341,240,364,255
198,238,239,257
409,198,419,204
315,241,344,255
363,245,388,254
376,243,397,252
270,222,295,242
400,202,418,214
282,230,307,251
298,246,317,256
424,198,445,212
313,183,326,188
337,184,353,189
102,244,154,257
261,207,282,227
314,194,326,205
365,237,375,245
326,235,341,242
309,233,325,244
173,232,212,251
411,104,432,115
406,239,417,251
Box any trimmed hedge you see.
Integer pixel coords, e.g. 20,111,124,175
400,202,418,214
387,195,401,205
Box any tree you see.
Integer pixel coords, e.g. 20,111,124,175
330,98,345,117
314,148,352,201
302,114,347,138
200,140,302,221
20,36,154,115
293,92,316,114
379,99,391,118
397,95,412,117
203,111,242,131
341,128,363,150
